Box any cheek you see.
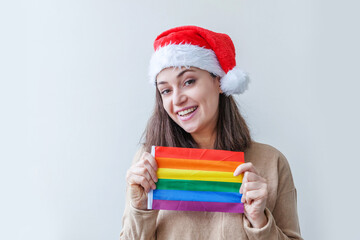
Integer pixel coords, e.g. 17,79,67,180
162,99,173,116
205,99,219,117
199,90,219,114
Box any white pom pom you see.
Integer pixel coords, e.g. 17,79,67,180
220,66,250,95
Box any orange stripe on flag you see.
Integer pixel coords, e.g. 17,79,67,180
156,157,242,172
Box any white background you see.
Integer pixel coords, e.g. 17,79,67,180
1,0,359,239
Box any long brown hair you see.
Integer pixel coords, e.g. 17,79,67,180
141,77,252,152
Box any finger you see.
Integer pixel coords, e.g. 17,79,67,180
142,152,158,184
245,188,268,203
136,169,156,190
233,162,258,176
131,166,152,183
127,174,152,193
240,182,263,194
243,171,264,183
142,163,157,189
240,172,263,194
130,166,157,190
143,152,158,171
144,161,158,183
241,190,246,203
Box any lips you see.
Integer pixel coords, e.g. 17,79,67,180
177,106,198,116
176,106,199,121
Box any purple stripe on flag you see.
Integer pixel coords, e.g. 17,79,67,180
152,199,244,213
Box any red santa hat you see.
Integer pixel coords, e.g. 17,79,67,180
149,25,249,95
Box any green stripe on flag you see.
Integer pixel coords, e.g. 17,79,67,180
156,179,241,193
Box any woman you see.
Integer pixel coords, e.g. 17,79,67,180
120,26,302,239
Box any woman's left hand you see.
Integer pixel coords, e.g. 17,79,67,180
234,162,268,228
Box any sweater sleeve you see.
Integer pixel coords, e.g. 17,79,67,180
243,152,303,240
119,147,159,240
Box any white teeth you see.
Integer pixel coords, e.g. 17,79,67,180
178,107,197,116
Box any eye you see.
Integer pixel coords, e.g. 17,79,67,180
184,79,195,86
160,89,171,95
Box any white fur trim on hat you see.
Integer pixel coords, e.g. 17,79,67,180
148,44,249,95
149,44,225,83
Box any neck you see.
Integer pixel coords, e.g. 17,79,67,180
191,130,217,149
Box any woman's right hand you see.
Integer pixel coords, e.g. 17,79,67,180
126,151,158,210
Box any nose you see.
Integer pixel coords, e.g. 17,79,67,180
173,89,187,106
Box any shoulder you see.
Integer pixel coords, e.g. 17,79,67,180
245,141,281,158
245,141,295,193
244,141,290,171
244,142,284,167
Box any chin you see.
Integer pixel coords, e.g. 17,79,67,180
179,124,199,134
172,116,200,133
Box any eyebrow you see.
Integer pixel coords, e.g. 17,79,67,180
157,69,195,86
177,69,195,78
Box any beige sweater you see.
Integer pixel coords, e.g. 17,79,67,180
120,142,302,240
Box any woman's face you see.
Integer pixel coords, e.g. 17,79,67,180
156,67,222,136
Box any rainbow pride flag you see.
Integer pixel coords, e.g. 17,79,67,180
147,146,244,213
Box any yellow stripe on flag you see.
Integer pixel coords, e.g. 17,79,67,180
157,168,243,183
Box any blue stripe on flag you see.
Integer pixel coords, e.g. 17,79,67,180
153,189,242,203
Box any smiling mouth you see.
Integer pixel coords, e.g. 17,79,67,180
177,107,198,117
